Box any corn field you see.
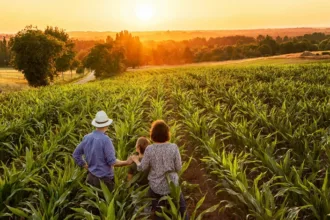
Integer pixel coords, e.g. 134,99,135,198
1,63,330,219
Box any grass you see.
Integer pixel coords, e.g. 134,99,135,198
231,57,330,66
0,68,85,92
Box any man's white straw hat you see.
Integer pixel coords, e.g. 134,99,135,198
91,111,113,128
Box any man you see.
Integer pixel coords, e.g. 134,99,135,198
73,110,132,191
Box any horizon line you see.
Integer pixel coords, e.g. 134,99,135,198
1,26,330,35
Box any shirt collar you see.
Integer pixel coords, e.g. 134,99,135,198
93,130,106,135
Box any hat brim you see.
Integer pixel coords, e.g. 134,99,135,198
91,119,113,128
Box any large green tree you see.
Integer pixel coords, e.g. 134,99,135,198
45,27,76,79
83,43,125,78
10,26,65,86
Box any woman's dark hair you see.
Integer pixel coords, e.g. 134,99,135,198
150,120,170,143
136,137,150,154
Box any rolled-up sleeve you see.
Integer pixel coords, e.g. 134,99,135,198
137,147,151,171
104,138,116,166
174,146,182,172
73,136,87,167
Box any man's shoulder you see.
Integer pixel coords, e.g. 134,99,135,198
83,133,93,139
103,134,112,141
98,134,113,146
83,132,112,143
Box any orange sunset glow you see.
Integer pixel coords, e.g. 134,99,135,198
1,0,330,33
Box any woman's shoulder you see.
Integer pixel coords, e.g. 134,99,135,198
144,144,154,153
147,143,178,151
167,142,178,148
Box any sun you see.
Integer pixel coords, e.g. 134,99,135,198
135,4,154,22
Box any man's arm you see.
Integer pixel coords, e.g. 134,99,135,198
103,138,117,166
104,138,133,167
72,137,88,169
113,157,133,167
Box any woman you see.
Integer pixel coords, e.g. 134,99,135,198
132,120,188,220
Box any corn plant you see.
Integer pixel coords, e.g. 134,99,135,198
2,63,330,219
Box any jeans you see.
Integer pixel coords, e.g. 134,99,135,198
86,172,115,191
149,188,189,220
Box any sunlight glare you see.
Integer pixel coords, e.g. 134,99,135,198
135,3,154,22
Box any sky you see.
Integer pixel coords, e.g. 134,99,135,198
1,0,329,33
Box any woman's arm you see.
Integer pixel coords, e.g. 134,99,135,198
174,146,182,172
133,147,151,171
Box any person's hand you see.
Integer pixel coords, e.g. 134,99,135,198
83,164,88,170
131,155,140,163
126,156,133,165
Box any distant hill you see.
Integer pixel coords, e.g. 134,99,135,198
68,28,330,42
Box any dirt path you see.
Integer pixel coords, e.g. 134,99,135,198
182,142,231,219
74,71,95,84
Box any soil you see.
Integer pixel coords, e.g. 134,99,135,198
181,140,232,220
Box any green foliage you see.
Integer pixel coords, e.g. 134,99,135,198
258,44,272,56
45,26,76,75
83,43,125,78
9,26,68,86
1,63,330,219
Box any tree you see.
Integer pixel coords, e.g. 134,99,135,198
258,44,272,56
279,42,295,54
319,39,330,50
0,37,9,67
283,36,289,42
183,47,194,63
83,43,125,78
276,36,283,43
106,36,114,44
45,27,76,79
76,64,85,74
259,35,278,55
257,35,265,43
70,59,80,78
10,26,65,87
115,31,143,68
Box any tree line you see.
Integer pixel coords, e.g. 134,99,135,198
75,32,330,69
140,32,330,64
5,26,330,87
